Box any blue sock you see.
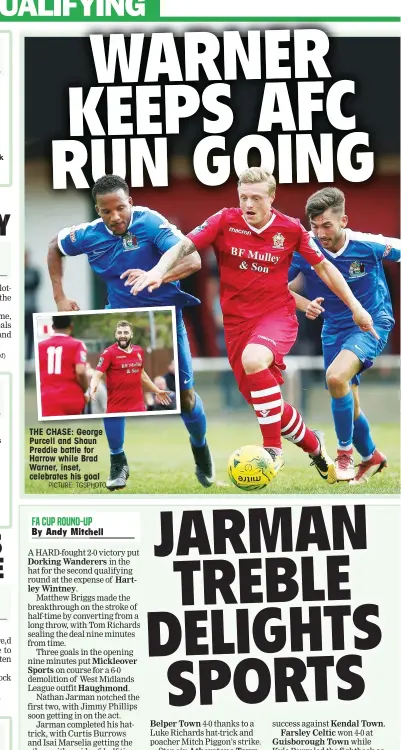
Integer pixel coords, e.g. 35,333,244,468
180,392,207,448
103,417,125,455
331,392,354,449
353,412,376,459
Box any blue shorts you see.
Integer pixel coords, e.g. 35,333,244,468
176,311,194,391
322,321,392,387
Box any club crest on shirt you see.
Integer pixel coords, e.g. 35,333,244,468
122,232,139,251
272,232,285,249
349,260,366,277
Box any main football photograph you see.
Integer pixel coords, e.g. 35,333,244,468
24,33,400,495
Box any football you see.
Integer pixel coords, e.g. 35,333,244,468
227,445,277,491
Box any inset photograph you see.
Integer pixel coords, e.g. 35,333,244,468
34,308,179,420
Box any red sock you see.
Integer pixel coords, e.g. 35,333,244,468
281,402,319,454
245,369,282,450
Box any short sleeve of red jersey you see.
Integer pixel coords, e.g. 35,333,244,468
76,341,87,365
137,347,145,369
96,348,112,373
187,210,225,251
297,227,324,266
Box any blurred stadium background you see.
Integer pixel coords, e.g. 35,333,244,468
24,35,400,492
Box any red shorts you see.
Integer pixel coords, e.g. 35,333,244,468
225,310,299,402
41,395,85,417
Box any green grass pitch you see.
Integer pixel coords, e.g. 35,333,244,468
25,416,400,496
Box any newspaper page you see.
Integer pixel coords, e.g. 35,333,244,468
0,2,400,750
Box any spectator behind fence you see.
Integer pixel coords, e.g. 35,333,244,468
164,359,176,392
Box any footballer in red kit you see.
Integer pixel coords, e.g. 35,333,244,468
129,167,377,484
97,342,146,414
38,316,89,417
90,320,171,415
187,205,324,391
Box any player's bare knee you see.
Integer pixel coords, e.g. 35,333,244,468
241,347,272,374
180,389,195,412
326,369,347,396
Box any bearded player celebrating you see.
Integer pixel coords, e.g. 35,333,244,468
128,167,377,484
89,320,171,414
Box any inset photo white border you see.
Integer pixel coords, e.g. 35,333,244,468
33,307,181,421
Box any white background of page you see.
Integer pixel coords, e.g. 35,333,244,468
0,13,399,750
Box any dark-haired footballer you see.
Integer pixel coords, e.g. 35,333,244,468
47,175,213,491
289,186,401,484
38,315,88,417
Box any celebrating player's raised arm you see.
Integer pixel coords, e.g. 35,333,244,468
47,235,80,311
130,237,198,295
313,258,378,338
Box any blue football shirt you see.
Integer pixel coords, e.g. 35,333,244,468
58,206,200,310
288,229,400,331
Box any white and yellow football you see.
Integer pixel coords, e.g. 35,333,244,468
227,445,277,491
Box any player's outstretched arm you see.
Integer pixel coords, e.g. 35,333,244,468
289,289,325,320
140,370,172,406
313,258,379,338
130,238,198,295
48,235,80,311
121,251,201,288
75,364,90,394
89,370,103,401
162,250,201,283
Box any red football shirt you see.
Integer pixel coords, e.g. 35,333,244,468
188,207,324,328
96,343,146,414
39,333,87,414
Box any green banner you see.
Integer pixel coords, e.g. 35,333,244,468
0,0,160,21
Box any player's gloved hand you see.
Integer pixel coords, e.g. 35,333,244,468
305,297,325,320
56,296,80,311
131,268,164,295
154,389,172,406
352,305,379,340
120,268,145,286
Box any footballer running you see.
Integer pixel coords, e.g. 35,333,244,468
289,186,400,483
48,175,213,491
129,167,378,484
